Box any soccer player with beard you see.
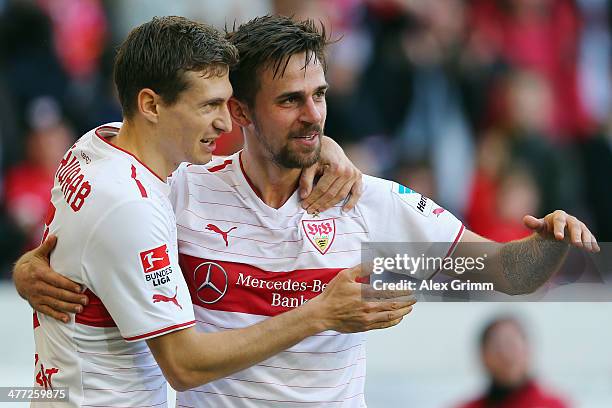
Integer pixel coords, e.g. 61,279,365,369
11,16,415,407
15,14,598,408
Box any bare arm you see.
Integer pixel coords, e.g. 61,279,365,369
452,210,599,295
13,235,88,322
148,267,414,391
13,244,415,390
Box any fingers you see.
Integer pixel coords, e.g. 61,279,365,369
368,317,405,330
567,217,583,248
365,299,417,313
308,178,346,213
35,305,71,323
298,165,317,200
300,158,362,213
40,284,88,308
367,305,414,328
362,285,413,300
591,232,601,253
301,168,336,213
346,265,371,280
552,211,568,240
37,234,58,257
522,215,544,231
34,295,83,315
542,210,600,252
578,221,600,253
342,177,363,212
39,268,83,296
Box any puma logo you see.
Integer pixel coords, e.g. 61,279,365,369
206,224,237,246
152,286,182,309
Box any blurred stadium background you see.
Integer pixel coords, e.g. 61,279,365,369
0,0,611,406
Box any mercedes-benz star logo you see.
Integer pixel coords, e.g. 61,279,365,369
193,261,228,304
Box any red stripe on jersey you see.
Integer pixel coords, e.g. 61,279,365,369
431,224,465,278
180,254,343,316
446,224,465,258
33,311,40,329
95,125,165,182
124,320,195,341
75,289,117,328
238,152,263,199
131,165,148,198
207,158,233,173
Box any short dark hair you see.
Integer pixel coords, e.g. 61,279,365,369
114,16,239,119
480,316,528,349
227,15,333,107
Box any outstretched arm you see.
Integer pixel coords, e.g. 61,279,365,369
453,210,599,295
14,239,415,391
148,266,414,391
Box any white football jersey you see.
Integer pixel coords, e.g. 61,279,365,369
32,123,195,407
171,152,464,407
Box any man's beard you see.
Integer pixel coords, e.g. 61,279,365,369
254,120,322,169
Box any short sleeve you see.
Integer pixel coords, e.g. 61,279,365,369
359,176,465,275
82,199,195,342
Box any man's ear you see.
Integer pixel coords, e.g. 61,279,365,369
137,88,161,124
228,97,253,127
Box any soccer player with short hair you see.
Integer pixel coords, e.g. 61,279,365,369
171,15,597,406
13,16,414,407
16,14,598,408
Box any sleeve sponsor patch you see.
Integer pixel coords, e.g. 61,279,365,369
395,183,414,195
391,182,433,217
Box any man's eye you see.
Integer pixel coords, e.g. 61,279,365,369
201,103,219,112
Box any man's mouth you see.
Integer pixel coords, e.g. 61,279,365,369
293,131,320,141
200,137,218,153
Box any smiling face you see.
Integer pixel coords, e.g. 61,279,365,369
156,69,233,166
245,52,328,169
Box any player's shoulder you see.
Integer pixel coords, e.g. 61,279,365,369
358,174,436,217
171,153,239,188
359,174,406,203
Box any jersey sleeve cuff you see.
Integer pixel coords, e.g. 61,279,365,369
445,223,465,259
123,320,196,342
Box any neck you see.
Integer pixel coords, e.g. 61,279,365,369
240,146,301,209
112,119,175,179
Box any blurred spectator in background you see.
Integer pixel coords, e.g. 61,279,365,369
466,0,592,140
457,316,569,408
466,130,540,242
4,98,74,251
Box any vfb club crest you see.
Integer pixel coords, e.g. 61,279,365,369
302,218,336,255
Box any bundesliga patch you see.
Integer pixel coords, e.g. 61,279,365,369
302,218,336,255
140,244,171,273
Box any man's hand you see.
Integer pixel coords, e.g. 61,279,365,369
523,210,600,253
12,235,88,323
308,265,416,333
299,136,362,214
